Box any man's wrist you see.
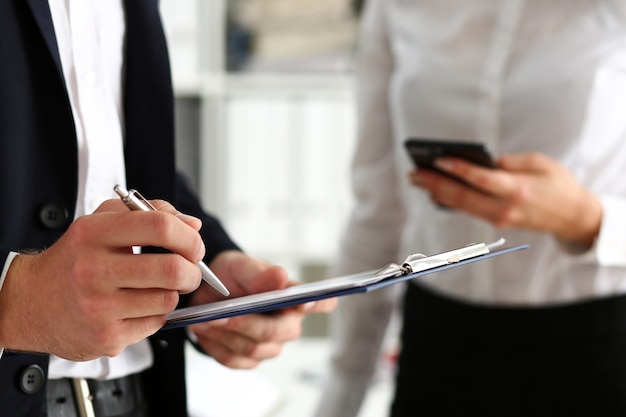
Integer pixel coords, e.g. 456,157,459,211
0,251,20,292
0,252,20,359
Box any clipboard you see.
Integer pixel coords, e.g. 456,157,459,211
163,239,528,330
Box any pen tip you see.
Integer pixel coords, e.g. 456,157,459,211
213,281,231,297
198,262,231,297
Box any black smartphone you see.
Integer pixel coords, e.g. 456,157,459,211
404,138,495,174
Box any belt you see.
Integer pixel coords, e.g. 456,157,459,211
43,373,149,417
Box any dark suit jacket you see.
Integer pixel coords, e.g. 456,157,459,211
0,1,239,416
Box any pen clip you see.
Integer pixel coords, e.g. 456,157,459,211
128,189,157,211
114,184,157,212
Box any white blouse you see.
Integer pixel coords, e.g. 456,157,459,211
315,2,626,415
341,0,626,306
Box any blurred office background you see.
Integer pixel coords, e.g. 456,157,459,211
159,1,395,416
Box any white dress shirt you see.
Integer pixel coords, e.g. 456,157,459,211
316,1,626,416
45,0,152,380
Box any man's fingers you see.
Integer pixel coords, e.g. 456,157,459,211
194,337,269,369
83,253,202,293
73,210,206,265
196,312,303,345
77,288,182,321
75,315,169,360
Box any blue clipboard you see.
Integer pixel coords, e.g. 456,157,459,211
162,240,528,330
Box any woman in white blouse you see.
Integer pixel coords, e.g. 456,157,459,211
315,1,626,416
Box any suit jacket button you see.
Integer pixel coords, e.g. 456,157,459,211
19,364,45,394
38,203,69,230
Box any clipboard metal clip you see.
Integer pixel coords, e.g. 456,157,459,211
373,238,506,278
373,254,426,277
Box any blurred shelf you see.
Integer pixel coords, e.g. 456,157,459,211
173,73,355,98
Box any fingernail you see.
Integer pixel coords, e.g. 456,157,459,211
176,213,199,223
211,318,230,327
302,302,316,312
434,158,454,171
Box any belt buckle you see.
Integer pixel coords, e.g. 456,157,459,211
71,378,96,417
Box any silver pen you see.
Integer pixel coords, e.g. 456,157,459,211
114,184,230,297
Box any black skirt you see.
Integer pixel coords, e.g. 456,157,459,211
391,283,626,417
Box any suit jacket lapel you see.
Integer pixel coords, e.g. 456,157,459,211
24,0,64,78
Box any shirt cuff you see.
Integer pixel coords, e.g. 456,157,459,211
0,251,20,359
595,195,626,266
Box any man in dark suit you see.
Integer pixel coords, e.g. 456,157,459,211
0,1,335,416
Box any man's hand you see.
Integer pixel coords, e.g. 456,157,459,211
0,199,204,361
409,152,602,246
189,250,337,369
